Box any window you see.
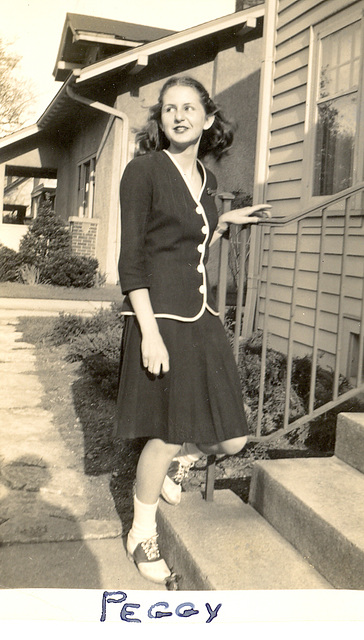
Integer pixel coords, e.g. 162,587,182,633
307,7,364,201
77,156,96,217
313,20,361,196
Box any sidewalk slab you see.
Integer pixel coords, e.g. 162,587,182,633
0,298,112,316
0,538,161,590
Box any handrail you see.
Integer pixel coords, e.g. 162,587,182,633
205,181,364,500
258,181,364,227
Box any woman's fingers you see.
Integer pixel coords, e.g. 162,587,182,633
142,340,169,376
146,357,169,376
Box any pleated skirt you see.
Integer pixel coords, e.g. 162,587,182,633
114,310,248,445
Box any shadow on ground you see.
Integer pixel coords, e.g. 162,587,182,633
0,455,101,588
71,376,147,535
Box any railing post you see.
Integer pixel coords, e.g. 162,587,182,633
204,193,234,502
204,455,217,502
217,193,235,322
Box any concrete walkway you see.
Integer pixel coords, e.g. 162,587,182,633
0,301,160,591
0,297,112,317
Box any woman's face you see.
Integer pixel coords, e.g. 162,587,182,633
160,84,214,152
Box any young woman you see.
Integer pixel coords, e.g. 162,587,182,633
115,76,271,585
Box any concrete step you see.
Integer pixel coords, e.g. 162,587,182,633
335,413,364,474
157,490,332,590
249,456,364,589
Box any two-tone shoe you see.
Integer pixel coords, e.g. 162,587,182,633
126,533,172,584
160,459,193,506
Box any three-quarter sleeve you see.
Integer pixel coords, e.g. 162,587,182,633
118,157,153,294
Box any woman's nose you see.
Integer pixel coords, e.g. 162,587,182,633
174,109,184,122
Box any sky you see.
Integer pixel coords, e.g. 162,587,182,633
1,0,236,124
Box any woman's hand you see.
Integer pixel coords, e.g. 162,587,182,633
141,329,170,376
222,204,272,227
128,288,170,375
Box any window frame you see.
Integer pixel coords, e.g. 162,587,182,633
77,154,96,218
302,4,364,207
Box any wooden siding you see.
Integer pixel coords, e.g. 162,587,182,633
256,0,364,371
257,219,364,360
267,0,360,216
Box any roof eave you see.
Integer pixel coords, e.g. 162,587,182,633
76,5,265,85
0,124,41,150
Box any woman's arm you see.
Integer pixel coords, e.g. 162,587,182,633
210,204,272,246
128,288,169,376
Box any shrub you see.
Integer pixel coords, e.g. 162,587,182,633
50,313,90,346
238,332,305,436
18,201,71,270
95,270,107,287
68,324,123,398
0,245,22,281
18,263,41,285
42,254,99,288
50,303,124,346
239,331,364,448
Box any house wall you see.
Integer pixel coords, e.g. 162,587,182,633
255,0,364,375
0,135,61,251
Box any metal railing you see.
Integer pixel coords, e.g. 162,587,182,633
204,183,364,499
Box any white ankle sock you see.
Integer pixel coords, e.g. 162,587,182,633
175,442,202,466
128,495,158,550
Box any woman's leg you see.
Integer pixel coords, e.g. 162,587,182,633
127,438,180,584
135,438,181,503
197,435,248,457
160,436,248,506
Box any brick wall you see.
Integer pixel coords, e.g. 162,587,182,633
68,217,99,258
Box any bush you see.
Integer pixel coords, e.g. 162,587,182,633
50,302,124,346
68,323,123,398
50,313,90,346
238,331,364,447
0,245,22,281
18,263,41,285
42,254,99,288
18,201,71,269
238,332,305,436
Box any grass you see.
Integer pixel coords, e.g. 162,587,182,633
0,281,123,302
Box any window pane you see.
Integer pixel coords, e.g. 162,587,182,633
313,94,357,196
319,21,361,98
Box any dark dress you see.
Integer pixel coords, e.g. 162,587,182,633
114,150,248,445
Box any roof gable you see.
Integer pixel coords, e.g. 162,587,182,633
53,13,175,81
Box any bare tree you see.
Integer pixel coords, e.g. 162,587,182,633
0,37,34,137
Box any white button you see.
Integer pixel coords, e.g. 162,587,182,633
196,205,203,214
199,285,206,294
201,225,208,234
197,244,204,253
197,264,204,273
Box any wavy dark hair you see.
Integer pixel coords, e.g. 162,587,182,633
135,76,235,161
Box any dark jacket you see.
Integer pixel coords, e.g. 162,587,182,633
119,149,220,321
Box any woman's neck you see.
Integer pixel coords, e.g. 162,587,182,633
166,144,199,182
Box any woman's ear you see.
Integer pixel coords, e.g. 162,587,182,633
203,115,215,131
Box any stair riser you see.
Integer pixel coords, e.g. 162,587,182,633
335,414,364,474
250,464,364,590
